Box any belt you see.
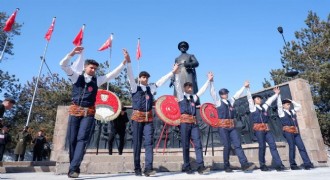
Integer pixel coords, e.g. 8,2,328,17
253,123,270,131
216,119,235,128
69,104,95,117
131,110,153,122
180,114,197,124
283,126,299,134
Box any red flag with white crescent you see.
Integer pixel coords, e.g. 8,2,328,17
98,34,113,51
73,25,84,46
136,38,141,60
3,8,19,32
44,17,56,41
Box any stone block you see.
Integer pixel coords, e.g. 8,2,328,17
157,162,181,172
86,162,111,174
54,162,69,174
123,162,134,172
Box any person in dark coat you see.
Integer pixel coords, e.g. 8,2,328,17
32,130,47,161
14,126,32,161
108,107,129,155
0,126,11,161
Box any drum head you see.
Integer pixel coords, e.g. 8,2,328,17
95,89,122,121
200,103,219,127
155,95,181,126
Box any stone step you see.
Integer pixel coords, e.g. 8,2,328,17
0,161,56,173
53,145,293,174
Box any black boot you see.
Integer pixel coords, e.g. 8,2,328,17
242,162,256,171
134,169,142,176
260,165,269,171
182,167,194,174
197,166,210,175
275,165,286,171
224,166,233,173
143,169,156,177
291,165,301,170
67,171,79,178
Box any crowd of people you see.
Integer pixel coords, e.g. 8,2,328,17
0,98,50,162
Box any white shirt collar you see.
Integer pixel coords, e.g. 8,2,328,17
256,104,262,110
139,83,148,91
183,92,193,100
283,109,292,115
84,73,93,83
221,99,229,105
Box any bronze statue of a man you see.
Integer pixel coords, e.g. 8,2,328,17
173,41,200,105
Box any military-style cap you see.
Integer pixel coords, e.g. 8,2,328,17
139,71,150,78
219,88,229,95
282,99,291,104
252,94,263,100
84,59,99,67
184,82,193,87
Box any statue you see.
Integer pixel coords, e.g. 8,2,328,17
172,41,200,105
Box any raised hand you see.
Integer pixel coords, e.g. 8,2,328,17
244,80,250,88
172,63,180,74
122,48,131,64
69,46,84,56
208,72,214,81
273,86,280,94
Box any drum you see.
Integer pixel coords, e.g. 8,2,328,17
94,89,122,121
155,95,181,126
200,103,219,127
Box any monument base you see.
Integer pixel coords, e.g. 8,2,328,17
53,142,327,175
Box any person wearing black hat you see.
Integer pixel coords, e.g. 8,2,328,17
174,72,213,175
60,46,129,178
246,86,286,171
108,106,129,155
277,96,314,170
0,98,16,128
172,41,200,105
210,80,255,172
125,49,179,177
32,130,47,161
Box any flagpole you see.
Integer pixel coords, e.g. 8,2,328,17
137,38,140,84
26,40,50,126
106,33,113,91
0,36,10,62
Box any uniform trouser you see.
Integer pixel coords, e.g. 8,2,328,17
255,131,283,166
283,132,312,167
33,147,43,161
0,144,5,161
108,128,126,154
67,115,95,173
15,154,25,161
180,123,204,170
132,120,154,170
218,127,248,168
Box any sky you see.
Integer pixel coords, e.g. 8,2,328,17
1,0,329,104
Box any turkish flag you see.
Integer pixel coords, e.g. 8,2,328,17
3,8,19,32
98,34,113,51
73,26,84,46
44,17,56,41
136,39,141,60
